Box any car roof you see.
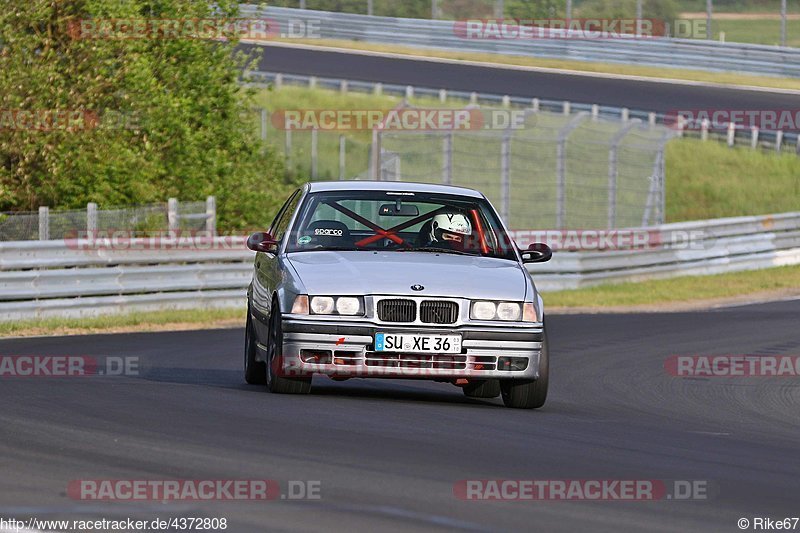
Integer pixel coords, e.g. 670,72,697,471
305,181,484,198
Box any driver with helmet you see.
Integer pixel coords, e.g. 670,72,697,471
425,211,473,251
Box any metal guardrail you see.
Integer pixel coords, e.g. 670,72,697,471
240,5,800,78
2,212,800,320
246,70,800,154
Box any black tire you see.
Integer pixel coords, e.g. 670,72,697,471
266,299,311,394
244,305,266,385
462,379,501,399
500,330,549,409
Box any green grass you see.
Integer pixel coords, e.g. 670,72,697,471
0,308,244,338
666,138,800,221
545,264,800,307
686,18,800,46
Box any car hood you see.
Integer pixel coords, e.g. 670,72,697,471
286,251,528,300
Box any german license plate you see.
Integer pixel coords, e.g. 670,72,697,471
374,333,462,353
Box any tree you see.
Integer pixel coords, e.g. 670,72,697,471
0,0,289,230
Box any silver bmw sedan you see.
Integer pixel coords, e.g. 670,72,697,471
244,181,552,409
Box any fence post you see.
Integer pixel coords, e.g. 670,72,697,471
38,206,49,241
500,130,511,223
607,119,641,228
556,112,589,229
260,108,268,141
370,128,382,180
442,132,453,185
727,122,736,147
311,127,318,180
775,130,784,153
205,196,216,235
338,135,346,180
285,129,292,170
167,198,178,232
701,118,709,141
87,202,98,235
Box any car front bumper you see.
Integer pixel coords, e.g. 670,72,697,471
277,318,544,380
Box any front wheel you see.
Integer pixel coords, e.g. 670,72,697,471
500,331,549,409
266,299,311,394
244,306,266,385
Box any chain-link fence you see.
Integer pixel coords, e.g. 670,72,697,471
372,111,673,229
0,198,215,241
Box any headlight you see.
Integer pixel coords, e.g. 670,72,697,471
308,296,364,316
310,296,335,314
470,301,525,321
496,302,521,321
470,301,497,321
335,297,361,316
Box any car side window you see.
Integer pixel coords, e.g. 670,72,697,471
271,190,302,243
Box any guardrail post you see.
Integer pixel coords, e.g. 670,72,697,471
311,127,318,180
727,123,736,147
374,82,382,96
439,89,447,103
648,112,656,128
167,198,178,232
502,95,510,108
442,132,453,185
309,76,317,89
340,79,348,94
751,127,759,149
274,73,282,89
775,130,784,153
260,108,268,141
405,85,414,100
591,104,599,121
38,206,49,241
621,107,629,122
701,119,709,141
469,92,477,105
500,129,511,223
338,135,346,180
531,98,539,112
205,196,216,235
562,101,570,116
87,202,98,235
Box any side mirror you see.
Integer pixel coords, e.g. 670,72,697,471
247,231,278,253
520,242,552,263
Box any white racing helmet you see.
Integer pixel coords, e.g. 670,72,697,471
429,212,472,244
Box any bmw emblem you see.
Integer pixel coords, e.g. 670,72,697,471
411,284,424,291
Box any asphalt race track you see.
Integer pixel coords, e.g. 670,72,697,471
244,43,800,114
1,299,798,532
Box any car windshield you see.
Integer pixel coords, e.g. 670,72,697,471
286,189,517,260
